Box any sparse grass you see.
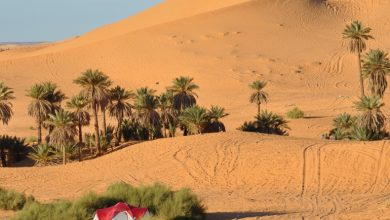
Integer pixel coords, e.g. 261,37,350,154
0,188,34,211
7,182,205,220
286,107,304,119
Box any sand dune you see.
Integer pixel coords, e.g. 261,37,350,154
1,0,380,138
2,132,390,219
2,0,390,218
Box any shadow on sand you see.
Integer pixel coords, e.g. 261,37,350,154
206,211,289,219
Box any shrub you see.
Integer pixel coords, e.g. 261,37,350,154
0,187,34,211
121,119,149,141
28,144,55,166
286,107,304,119
239,110,290,135
0,135,28,166
11,182,205,220
350,126,374,141
328,113,387,141
53,144,78,162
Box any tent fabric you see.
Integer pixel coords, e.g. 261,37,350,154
93,202,149,220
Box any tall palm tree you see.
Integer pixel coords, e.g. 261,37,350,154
42,82,66,113
168,76,199,136
41,82,66,142
44,110,76,165
179,106,208,135
354,95,386,134
134,87,161,140
168,76,199,111
362,49,390,97
158,91,176,138
249,80,269,115
108,86,134,146
343,20,374,97
74,69,112,155
99,96,110,137
26,84,51,144
0,82,15,125
205,106,229,133
66,94,90,161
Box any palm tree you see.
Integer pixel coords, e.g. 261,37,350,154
99,95,110,137
134,87,161,140
168,76,199,136
333,113,357,132
108,86,134,146
28,143,55,166
343,20,374,97
0,82,15,125
249,80,268,115
254,110,290,135
179,106,208,135
158,91,177,137
330,113,357,140
42,82,66,113
74,69,112,155
362,49,390,97
204,106,229,133
44,110,76,165
168,76,199,111
41,82,66,142
66,94,90,160
26,84,51,144
354,95,386,135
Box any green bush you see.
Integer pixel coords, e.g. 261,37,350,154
121,119,149,141
238,110,290,136
328,113,387,141
28,144,56,166
286,107,305,119
0,135,28,166
11,182,205,220
0,187,34,211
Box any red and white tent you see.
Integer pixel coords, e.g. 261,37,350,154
93,202,149,220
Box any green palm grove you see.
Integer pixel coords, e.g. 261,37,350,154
15,72,229,165
329,21,390,140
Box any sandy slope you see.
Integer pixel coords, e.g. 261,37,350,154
4,0,390,139
2,132,390,219
2,0,390,219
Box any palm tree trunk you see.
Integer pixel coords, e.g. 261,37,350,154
358,52,365,97
163,123,167,138
257,103,261,116
62,145,66,165
115,117,122,146
102,108,107,136
37,113,42,144
93,102,101,155
78,122,83,161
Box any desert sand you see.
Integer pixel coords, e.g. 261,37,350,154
2,132,390,219
1,0,390,219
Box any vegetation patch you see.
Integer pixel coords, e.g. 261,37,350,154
239,110,290,136
0,183,205,220
0,188,34,211
286,107,305,119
